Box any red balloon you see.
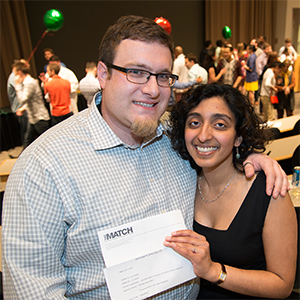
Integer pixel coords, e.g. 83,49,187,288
154,17,171,34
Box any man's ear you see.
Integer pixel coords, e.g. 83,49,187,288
97,61,108,89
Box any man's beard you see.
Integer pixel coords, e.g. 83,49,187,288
130,118,159,138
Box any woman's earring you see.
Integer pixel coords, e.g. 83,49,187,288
236,147,240,159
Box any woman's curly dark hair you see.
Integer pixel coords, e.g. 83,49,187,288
168,84,273,172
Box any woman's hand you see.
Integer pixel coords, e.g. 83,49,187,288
164,230,220,281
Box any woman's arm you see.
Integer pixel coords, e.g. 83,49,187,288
164,196,297,298
208,67,226,83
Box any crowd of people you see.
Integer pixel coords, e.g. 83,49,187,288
7,49,100,150
173,37,297,124
7,35,297,150
3,15,296,299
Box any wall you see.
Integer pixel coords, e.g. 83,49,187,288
274,0,300,53
24,1,205,81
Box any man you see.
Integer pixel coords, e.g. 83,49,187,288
278,38,298,63
172,46,189,83
43,48,66,73
79,61,101,107
2,15,288,299
217,44,243,89
258,35,267,49
172,46,189,101
40,55,79,114
250,38,263,58
7,59,28,146
256,42,272,78
13,61,50,148
185,53,208,84
44,63,73,126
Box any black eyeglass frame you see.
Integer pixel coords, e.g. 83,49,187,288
106,63,178,87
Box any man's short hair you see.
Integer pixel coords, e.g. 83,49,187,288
204,40,212,48
12,62,30,74
98,15,174,71
262,42,270,50
273,61,282,68
43,48,54,54
48,63,60,74
223,44,233,52
85,61,97,70
216,40,223,47
247,44,256,52
284,38,292,44
186,53,198,63
49,55,60,62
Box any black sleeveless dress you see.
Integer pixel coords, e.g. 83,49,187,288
194,172,272,299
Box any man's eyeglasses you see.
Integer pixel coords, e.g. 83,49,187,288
106,63,178,87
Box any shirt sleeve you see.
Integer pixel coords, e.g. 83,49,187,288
264,70,274,88
173,80,196,89
2,154,68,299
15,81,36,106
67,71,79,93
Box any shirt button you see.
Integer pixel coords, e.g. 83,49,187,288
150,178,153,182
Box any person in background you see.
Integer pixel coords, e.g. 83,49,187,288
173,46,189,83
185,53,208,84
217,44,243,89
13,61,50,148
244,44,258,106
199,40,212,67
172,46,189,101
7,59,28,147
260,51,278,79
79,61,101,107
165,84,297,299
276,59,296,118
40,55,79,114
278,38,298,64
2,15,288,299
235,43,248,95
250,38,263,58
202,48,226,83
260,61,283,122
258,35,267,49
256,43,272,78
44,63,73,126
256,43,273,114
43,48,66,73
214,40,223,67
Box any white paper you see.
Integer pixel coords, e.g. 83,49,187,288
98,210,196,300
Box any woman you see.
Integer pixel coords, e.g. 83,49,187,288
165,84,297,299
244,44,258,105
202,48,226,83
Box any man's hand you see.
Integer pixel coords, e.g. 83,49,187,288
14,75,22,85
16,106,26,116
39,72,48,83
196,77,203,84
243,153,289,199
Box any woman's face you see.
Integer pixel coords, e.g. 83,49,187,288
184,97,242,171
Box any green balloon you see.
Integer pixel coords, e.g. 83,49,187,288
43,9,64,31
222,26,232,39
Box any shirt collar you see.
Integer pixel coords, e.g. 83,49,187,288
88,92,165,151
